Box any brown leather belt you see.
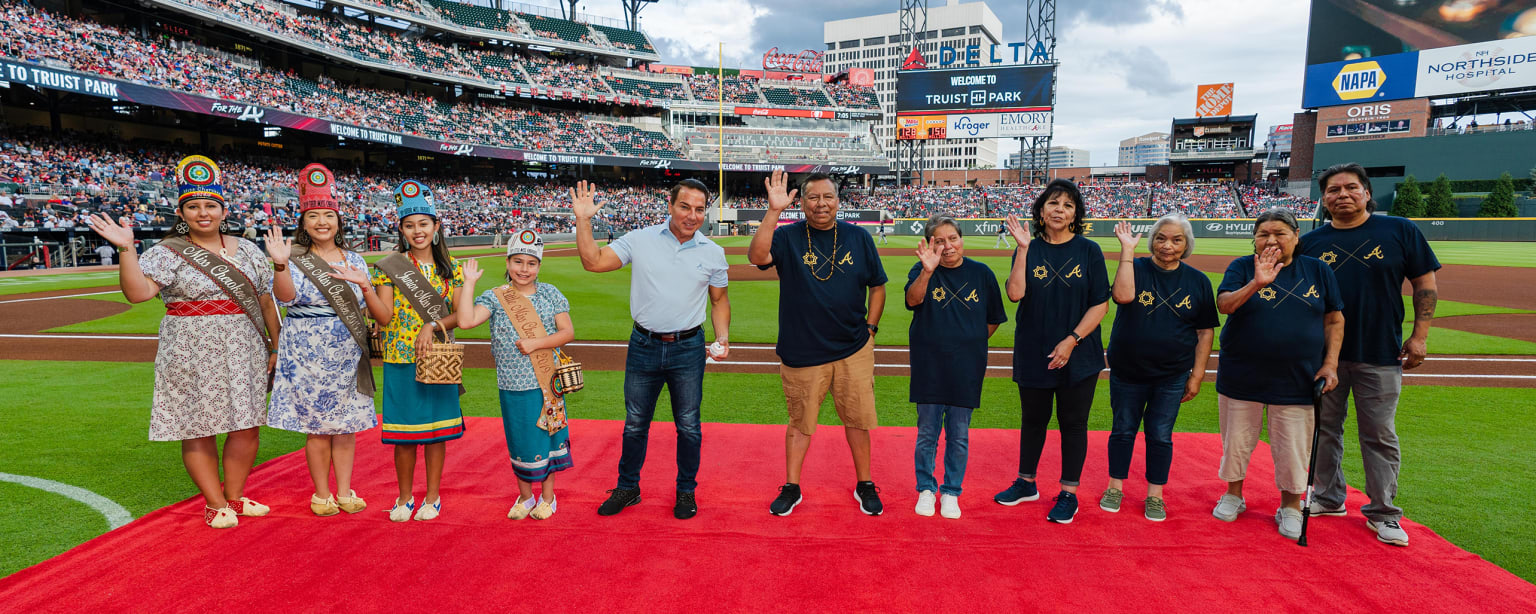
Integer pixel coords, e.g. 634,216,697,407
634,323,701,343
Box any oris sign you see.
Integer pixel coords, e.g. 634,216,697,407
762,48,823,73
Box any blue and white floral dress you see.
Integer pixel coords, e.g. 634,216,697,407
268,250,378,435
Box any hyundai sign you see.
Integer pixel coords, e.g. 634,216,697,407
896,65,1055,115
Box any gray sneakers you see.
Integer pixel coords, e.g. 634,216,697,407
1275,507,1304,539
1212,494,1246,522
1368,518,1410,546
1307,500,1347,517
1099,488,1123,513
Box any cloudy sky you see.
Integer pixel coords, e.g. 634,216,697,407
527,0,1314,165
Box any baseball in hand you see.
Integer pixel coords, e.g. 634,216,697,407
709,341,726,358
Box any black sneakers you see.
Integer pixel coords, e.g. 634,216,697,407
674,491,697,520
769,483,802,516
597,487,641,516
854,481,883,516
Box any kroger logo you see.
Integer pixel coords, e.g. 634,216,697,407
1332,61,1386,101
951,116,991,136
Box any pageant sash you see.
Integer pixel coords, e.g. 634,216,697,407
493,285,567,434
291,247,376,396
375,252,465,395
374,253,452,325
159,237,270,346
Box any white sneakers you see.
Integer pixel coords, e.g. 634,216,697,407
915,491,936,517
916,491,961,519
939,494,961,519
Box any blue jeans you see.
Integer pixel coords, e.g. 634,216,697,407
914,404,972,496
1107,373,1188,486
618,328,706,492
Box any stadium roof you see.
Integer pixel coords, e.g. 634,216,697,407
1172,115,1258,126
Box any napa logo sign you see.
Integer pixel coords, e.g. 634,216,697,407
1302,51,1418,109
1332,61,1385,100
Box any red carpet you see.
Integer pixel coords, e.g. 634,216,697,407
3,418,1532,612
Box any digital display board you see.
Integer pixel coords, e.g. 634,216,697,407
895,65,1055,115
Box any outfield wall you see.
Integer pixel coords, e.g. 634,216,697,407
891,217,1536,241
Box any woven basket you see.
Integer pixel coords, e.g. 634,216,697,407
551,348,584,396
368,324,384,360
415,327,463,385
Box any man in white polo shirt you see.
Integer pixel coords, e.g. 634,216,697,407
572,178,731,520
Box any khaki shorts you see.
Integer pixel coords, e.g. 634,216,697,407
780,339,878,436
1217,394,1314,494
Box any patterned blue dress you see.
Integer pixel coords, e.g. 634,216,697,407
475,283,574,482
268,250,379,435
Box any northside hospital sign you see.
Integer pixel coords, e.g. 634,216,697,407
1303,36,1536,108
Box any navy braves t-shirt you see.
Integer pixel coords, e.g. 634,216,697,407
1298,214,1440,366
1010,234,1112,388
762,220,888,368
906,258,1008,408
1107,258,1220,383
1217,254,1343,405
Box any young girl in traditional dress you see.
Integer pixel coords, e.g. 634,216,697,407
86,156,281,528
370,180,464,522
455,231,575,519
265,164,385,516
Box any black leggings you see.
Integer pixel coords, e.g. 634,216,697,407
1017,376,1097,487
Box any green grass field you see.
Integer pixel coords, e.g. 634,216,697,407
2,240,1534,583
1,361,1532,580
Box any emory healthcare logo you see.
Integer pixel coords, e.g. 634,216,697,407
1332,61,1386,101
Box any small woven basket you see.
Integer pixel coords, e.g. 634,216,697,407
414,327,463,385
551,348,584,396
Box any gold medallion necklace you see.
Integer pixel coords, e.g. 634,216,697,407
804,221,838,282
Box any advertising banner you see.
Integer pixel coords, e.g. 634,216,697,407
1301,52,1420,108
1413,36,1536,97
1195,83,1234,117
1315,98,1429,144
0,58,888,175
895,65,1055,115
847,68,875,87
737,209,882,223
998,111,1053,137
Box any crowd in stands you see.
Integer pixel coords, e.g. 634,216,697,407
825,83,881,110
687,74,763,104
523,57,611,93
1150,183,1244,218
0,2,688,158
1238,184,1316,217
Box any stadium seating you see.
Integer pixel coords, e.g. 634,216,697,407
517,13,597,45
591,124,684,158
826,84,880,109
428,0,512,31
591,24,656,54
761,87,834,108
1151,183,1244,218
601,75,689,101
686,74,763,104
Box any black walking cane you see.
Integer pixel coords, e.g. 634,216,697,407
1298,376,1328,547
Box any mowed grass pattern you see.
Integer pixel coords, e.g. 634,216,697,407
0,361,1532,581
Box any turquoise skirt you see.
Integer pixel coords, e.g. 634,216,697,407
499,388,572,482
381,362,464,445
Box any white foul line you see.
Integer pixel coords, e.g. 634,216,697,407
0,290,118,304
0,472,133,530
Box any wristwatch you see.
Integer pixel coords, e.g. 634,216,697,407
867,323,879,334
1068,331,1082,343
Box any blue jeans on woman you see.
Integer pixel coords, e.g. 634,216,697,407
618,328,706,493
914,404,973,496
1107,372,1188,486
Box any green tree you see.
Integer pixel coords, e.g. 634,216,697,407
1392,175,1425,217
1479,172,1519,217
1426,174,1458,218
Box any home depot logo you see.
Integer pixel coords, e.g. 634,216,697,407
1332,61,1386,101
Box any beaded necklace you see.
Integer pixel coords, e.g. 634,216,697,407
804,221,837,282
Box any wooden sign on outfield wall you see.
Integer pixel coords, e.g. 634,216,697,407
1196,83,1234,118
